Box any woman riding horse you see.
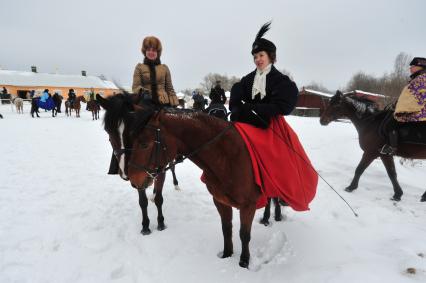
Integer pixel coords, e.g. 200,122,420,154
381,57,426,155
131,35,179,233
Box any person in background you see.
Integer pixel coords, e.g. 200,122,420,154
192,90,207,111
209,80,227,105
67,89,76,107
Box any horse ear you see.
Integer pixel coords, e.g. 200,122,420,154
96,94,109,109
336,90,343,96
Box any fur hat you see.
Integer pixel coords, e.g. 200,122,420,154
251,22,276,56
410,57,426,68
141,36,162,58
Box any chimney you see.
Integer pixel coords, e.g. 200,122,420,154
31,66,37,73
81,70,87,76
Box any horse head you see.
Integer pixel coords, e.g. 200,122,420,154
126,108,178,190
97,92,147,181
320,90,349,125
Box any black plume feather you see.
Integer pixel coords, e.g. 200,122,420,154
255,21,272,41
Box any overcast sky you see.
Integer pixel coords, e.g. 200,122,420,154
1,0,424,92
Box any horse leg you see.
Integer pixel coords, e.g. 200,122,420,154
137,188,151,235
213,198,233,258
260,198,271,226
273,197,283,221
170,165,180,190
345,152,376,192
239,204,256,268
153,172,166,231
379,155,403,201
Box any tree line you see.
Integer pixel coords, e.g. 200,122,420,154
181,52,411,100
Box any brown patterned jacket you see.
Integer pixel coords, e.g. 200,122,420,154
132,63,179,106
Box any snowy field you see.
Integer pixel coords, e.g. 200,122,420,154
0,103,425,283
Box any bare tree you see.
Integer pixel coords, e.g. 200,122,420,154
345,52,412,99
199,73,240,93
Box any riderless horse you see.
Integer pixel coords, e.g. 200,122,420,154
320,91,426,202
11,97,24,114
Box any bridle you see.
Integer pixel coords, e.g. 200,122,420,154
128,124,169,179
127,120,234,182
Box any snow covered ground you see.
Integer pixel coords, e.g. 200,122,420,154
1,103,425,283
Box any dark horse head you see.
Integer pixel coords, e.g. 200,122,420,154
96,93,155,182
320,90,379,125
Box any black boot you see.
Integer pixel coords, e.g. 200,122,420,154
380,130,398,155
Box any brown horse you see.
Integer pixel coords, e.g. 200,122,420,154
320,91,426,202
97,93,262,268
87,99,100,120
65,96,86,117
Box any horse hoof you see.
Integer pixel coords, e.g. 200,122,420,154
157,224,167,231
239,259,249,268
275,214,283,222
141,228,152,235
259,218,270,226
218,250,233,258
345,186,356,192
420,197,426,202
391,196,401,201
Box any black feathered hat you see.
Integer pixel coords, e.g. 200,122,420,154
251,22,276,56
409,57,426,68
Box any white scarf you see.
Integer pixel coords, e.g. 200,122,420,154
252,64,272,100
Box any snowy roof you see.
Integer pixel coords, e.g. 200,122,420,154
0,70,119,89
345,90,386,98
302,88,334,98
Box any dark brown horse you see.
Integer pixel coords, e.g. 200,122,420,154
320,91,426,202
97,93,262,268
87,99,100,120
65,96,86,117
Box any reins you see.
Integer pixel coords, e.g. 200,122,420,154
128,112,234,181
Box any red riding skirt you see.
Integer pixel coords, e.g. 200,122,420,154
235,116,318,211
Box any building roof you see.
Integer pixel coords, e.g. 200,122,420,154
345,90,386,98
0,70,118,89
302,88,334,98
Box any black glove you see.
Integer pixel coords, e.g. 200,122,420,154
234,103,270,129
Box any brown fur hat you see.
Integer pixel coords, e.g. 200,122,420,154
141,36,162,58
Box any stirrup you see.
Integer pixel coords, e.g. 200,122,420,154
380,144,396,155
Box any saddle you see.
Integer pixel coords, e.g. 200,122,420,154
397,122,426,145
378,109,426,146
207,103,227,119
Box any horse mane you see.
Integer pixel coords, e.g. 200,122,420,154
344,93,382,120
103,93,136,133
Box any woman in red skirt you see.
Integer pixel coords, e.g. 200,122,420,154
230,22,318,211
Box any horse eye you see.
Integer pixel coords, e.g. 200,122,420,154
140,143,149,149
